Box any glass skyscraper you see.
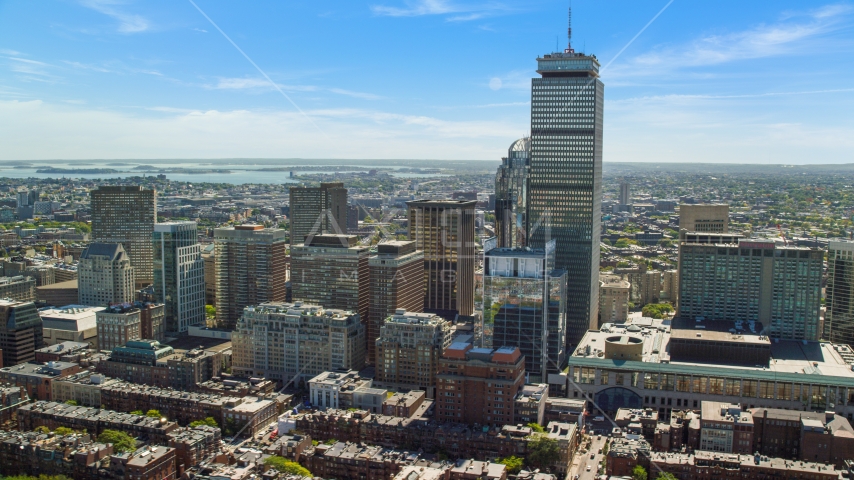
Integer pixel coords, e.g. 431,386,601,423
527,44,603,349
153,221,205,334
495,137,530,249
482,239,566,382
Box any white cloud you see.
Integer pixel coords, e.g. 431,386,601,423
328,88,384,100
5,56,57,79
0,100,520,160
0,49,23,56
610,3,852,78
193,28,208,33
63,60,114,73
207,77,383,100
370,0,513,21
79,0,149,33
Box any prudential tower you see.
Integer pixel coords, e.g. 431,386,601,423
527,7,603,350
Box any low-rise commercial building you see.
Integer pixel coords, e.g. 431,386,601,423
51,371,122,407
308,370,387,413
0,360,82,400
38,305,102,348
34,340,91,362
565,316,854,420
383,390,426,418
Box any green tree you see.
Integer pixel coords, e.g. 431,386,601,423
98,429,136,453
145,409,162,418
527,422,545,433
34,426,50,434
189,417,219,428
324,438,338,445
64,400,78,406
263,456,312,477
632,465,648,480
615,238,633,248
54,426,73,436
655,473,677,480
496,456,524,474
130,410,143,416
205,305,216,319
527,434,560,471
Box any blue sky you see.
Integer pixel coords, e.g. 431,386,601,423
1,0,853,163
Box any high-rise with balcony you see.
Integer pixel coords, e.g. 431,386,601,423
375,309,451,397
825,240,854,345
289,182,348,247
482,239,566,382
291,234,371,323
495,137,530,249
407,199,476,320
367,241,424,365
214,225,287,329
153,222,205,334
526,21,602,349
233,302,366,383
77,243,135,306
90,186,156,287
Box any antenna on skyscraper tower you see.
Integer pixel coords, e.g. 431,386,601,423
566,1,575,53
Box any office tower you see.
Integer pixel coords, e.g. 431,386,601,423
153,222,205,334
96,304,141,351
482,239,566,382
289,182,348,246
435,343,525,426
526,21,603,350
0,299,43,366
407,199,476,320
291,234,370,323
77,243,135,306
619,182,630,206
90,186,156,287
678,204,729,236
375,310,452,397
679,239,822,340
599,274,630,324
825,241,854,345
213,225,287,329
233,302,366,382
367,241,425,365
494,137,530,249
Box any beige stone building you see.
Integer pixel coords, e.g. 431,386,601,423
599,275,630,324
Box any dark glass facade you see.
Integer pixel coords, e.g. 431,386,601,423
527,51,603,349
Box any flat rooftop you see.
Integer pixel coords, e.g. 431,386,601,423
572,315,854,384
